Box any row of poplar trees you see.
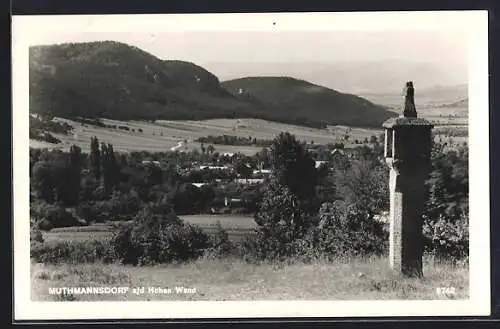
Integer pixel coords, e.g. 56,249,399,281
31,137,120,206
89,136,120,194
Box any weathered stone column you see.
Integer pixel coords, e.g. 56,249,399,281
383,81,433,277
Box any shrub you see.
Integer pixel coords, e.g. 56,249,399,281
172,183,203,215
30,218,44,249
240,175,325,262
335,158,389,215
92,186,108,201
247,180,318,262
76,190,141,223
107,189,142,220
240,229,307,264
31,240,116,264
30,201,81,230
204,221,233,259
111,201,210,265
30,131,62,144
242,203,388,264
311,203,388,259
76,201,111,223
423,141,469,261
75,201,94,221
423,213,469,262
230,207,248,215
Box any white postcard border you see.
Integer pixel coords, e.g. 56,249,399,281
12,11,490,320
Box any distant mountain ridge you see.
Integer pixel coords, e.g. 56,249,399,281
30,41,395,128
222,77,394,128
437,98,468,109
207,61,467,94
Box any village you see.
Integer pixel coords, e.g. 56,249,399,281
136,140,381,217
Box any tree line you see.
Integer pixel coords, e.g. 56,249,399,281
196,135,274,147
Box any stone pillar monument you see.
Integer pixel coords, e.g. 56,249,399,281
383,81,434,277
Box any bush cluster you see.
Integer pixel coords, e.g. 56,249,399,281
203,221,234,259
311,203,388,259
75,118,107,127
75,201,110,223
242,202,388,263
30,214,233,266
423,213,469,261
31,240,115,264
241,133,390,263
29,131,62,144
31,201,82,230
244,180,316,262
110,201,210,265
76,189,142,223
30,217,45,249
423,141,469,261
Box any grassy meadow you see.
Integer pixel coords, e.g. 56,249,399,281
36,213,469,302
31,257,469,301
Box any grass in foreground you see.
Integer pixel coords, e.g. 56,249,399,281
31,257,468,301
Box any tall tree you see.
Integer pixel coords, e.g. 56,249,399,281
270,132,319,214
101,142,119,193
100,142,109,190
31,160,55,203
107,143,119,187
48,151,77,206
252,180,311,260
89,136,101,181
66,145,83,205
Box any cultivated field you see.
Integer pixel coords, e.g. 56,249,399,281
31,257,469,301
31,106,469,156
42,215,258,244
382,104,469,145
31,117,384,154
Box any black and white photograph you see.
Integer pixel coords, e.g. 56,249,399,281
12,11,490,320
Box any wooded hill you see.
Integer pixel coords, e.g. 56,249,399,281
222,77,394,128
30,41,395,128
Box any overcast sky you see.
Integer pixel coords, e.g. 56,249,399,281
26,29,470,92
30,30,468,66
